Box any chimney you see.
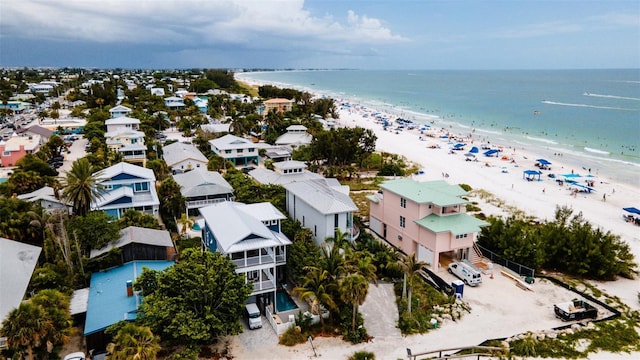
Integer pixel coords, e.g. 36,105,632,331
126,280,133,297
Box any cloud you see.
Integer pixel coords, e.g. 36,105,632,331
0,0,406,49
492,21,582,39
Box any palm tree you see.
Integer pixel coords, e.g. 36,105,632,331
177,213,194,237
399,253,427,317
292,267,337,327
62,158,103,216
325,227,351,252
348,251,377,285
319,245,345,282
339,273,369,331
106,323,161,360
0,302,52,360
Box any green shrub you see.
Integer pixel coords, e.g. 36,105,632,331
279,325,307,346
348,350,375,360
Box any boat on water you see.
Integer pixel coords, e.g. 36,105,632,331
534,110,540,115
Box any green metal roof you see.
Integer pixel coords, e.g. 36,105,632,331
380,179,468,206
415,213,489,235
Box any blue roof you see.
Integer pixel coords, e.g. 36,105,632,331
84,260,174,335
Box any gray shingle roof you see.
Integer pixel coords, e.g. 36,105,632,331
284,179,357,215
248,167,323,186
162,142,208,167
173,169,233,198
90,226,174,258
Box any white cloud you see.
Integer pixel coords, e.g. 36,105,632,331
0,0,406,48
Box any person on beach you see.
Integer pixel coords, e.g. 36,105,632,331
603,193,606,202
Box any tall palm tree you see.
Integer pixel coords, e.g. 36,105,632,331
399,253,427,317
0,302,52,360
293,267,337,327
106,323,161,360
339,273,369,331
177,213,194,237
348,251,377,285
62,158,103,216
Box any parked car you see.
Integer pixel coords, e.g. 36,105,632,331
245,303,262,329
63,352,86,360
448,262,482,286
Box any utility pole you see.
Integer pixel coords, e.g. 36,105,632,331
308,335,317,357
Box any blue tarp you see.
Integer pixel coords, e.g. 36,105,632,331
562,173,582,178
523,170,542,175
484,149,499,156
536,158,552,165
623,207,640,215
469,146,479,153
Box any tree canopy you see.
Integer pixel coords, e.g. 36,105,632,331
136,248,251,345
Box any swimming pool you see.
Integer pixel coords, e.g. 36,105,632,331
276,289,298,312
192,222,201,231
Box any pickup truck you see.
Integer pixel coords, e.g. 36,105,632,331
554,299,598,321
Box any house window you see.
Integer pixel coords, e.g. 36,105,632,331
103,184,113,190
134,182,149,192
249,148,255,152
237,149,244,153
3,151,10,156
400,216,406,228
400,197,406,208
247,270,259,281
225,150,232,154
455,233,469,239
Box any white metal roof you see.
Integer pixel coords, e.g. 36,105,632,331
209,134,254,150
173,169,233,198
90,226,174,258
0,238,42,324
162,142,208,167
284,179,357,215
96,162,155,181
105,116,140,125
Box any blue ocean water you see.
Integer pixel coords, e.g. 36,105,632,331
237,69,640,185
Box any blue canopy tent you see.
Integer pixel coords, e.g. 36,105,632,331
570,183,595,193
469,146,479,154
623,207,640,225
484,149,499,157
523,169,542,181
623,207,640,215
452,143,466,150
536,159,552,165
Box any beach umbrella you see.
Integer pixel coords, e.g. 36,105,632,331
469,146,479,153
483,149,499,157
453,143,465,148
536,159,552,165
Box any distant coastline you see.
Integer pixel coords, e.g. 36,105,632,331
237,69,640,187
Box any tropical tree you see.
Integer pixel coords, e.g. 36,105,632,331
399,253,427,317
62,158,103,216
118,210,162,230
106,323,161,360
138,248,251,345
67,211,120,253
339,273,369,331
348,251,377,285
293,267,337,326
0,302,52,360
177,213,194,237
30,289,73,357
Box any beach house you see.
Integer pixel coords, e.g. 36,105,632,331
367,179,489,271
257,98,294,118
199,201,291,307
209,134,260,166
108,105,132,118
173,169,234,215
275,125,312,148
164,96,185,110
90,226,177,263
162,141,208,174
104,116,146,166
0,134,41,167
248,160,323,186
92,162,160,220
17,186,71,213
283,178,359,246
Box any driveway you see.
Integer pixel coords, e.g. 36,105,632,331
360,281,402,338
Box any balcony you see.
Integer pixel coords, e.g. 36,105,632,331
251,279,276,293
186,198,227,209
122,153,146,160
232,253,286,269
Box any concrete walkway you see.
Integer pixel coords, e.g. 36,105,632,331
360,281,402,338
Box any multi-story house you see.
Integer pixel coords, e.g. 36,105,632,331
257,98,294,117
104,116,146,166
275,125,312,148
368,179,489,271
174,169,234,216
199,201,290,306
0,134,41,167
283,178,359,246
92,162,159,220
209,134,260,166
108,105,132,118
249,160,323,186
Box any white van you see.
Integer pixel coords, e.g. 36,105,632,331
245,303,262,329
448,262,482,286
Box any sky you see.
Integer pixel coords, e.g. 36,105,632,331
1,0,638,70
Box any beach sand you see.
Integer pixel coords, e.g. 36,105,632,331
229,81,640,359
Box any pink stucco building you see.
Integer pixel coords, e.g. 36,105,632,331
0,134,41,167
368,179,488,272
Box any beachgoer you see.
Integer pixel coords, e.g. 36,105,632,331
603,194,606,202
542,188,545,194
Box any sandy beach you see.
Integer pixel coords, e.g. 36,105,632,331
230,80,640,359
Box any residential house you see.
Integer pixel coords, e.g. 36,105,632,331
164,96,185,110
209,134,260,166
199,202,290,310
283,179,358,246
193,97,208,113
84,260,174,352
17,125,54,144
201,123,231,134
0,101,31,113
174,169,234,215
105,116,146,166
275,125,312,148
17,186,71,213
0,134,41,167
0,238,41,324
90,226,176,262
162,141,208,174
258,98,294,117
92,162,160,220
150,88,165,96
249,160,323,186
264,146,292,162
108,105,132,118
367,179,489,271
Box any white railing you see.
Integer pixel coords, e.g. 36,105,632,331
186,198,226,208
252,279,276,292
123,154,146,159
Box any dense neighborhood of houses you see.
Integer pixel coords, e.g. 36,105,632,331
0,68,491,358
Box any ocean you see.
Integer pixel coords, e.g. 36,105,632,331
236,69,640,186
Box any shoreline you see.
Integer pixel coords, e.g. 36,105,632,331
238,75,640,308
